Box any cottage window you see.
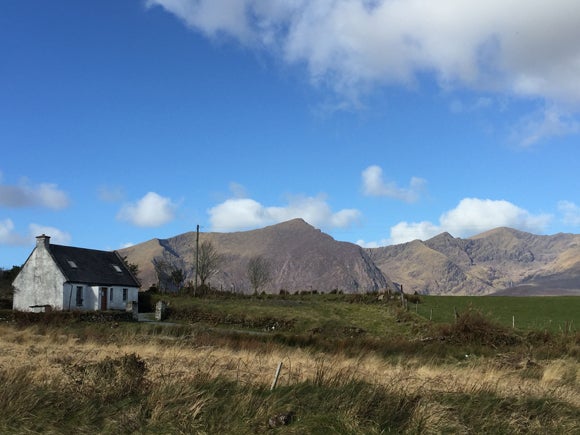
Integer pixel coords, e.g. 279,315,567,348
122,288,128,302
110,288,114,301
111,264,123,273
68,260,78,268
75,286,83,306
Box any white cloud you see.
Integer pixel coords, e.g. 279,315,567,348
209,198,264,230
0,218,14,239
146,0,254,42
388,221,442,245
98,185,125,203
28,224,71,245
558,200,580,226
356,238,391,249
0,177,69,210
511,106,580,147
228,182,248,199
450,96,493,114
147,0,580,107
117,192,177,227
364,198,552,246
0,219,71,246
208,194,361,231
439,198,551,236
361,165,426,203
357,220,440,247
0,219,24,245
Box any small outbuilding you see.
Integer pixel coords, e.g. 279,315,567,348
13,234,140,312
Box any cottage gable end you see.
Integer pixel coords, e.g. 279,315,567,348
13,235,67,310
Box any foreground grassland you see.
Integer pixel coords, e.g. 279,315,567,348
0,293,578,434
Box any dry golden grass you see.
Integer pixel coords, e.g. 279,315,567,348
1,324,578,412
2,323,580,434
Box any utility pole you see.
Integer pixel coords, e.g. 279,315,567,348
194,224,199,296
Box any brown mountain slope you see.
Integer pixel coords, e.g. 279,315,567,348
370,239,492,295
120,219,393,293
371,228,580,296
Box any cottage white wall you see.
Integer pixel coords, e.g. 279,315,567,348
107,286,139,310
87,286,100,310
13,247,66,311
62,285,139,311
62,284,98,311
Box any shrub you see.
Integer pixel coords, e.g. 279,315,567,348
437,308,520,346
404,293,422,304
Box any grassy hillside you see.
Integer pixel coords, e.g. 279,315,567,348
1,292,578,433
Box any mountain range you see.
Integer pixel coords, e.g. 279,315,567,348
371,227,580,295
120,219,392,294
119,219,580,296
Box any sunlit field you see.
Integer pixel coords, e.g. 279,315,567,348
1,292,578,433
415,295,580,332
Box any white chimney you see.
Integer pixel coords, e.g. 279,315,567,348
36,234,50,249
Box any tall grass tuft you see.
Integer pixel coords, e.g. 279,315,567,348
61,353,148,401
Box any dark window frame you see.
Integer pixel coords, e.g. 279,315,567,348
75,286,83,307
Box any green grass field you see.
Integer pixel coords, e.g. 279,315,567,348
156,292,579,334
415,295,579,332
163,293,413,336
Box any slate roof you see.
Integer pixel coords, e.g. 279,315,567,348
49,244,140,287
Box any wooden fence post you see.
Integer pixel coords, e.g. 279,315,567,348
271,362,283,391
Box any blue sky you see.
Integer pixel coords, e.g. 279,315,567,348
1,0,580,269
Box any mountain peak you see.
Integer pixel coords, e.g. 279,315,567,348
271,218,314,229
469,227,528,240
427,231,455,242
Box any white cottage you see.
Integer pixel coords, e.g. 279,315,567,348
13,235,140,312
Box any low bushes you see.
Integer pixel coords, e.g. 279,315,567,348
436,308,520,346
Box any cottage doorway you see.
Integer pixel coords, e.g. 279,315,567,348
100,287,108,310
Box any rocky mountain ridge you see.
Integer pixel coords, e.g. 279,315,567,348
120,220,580,296
370,227,580,295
